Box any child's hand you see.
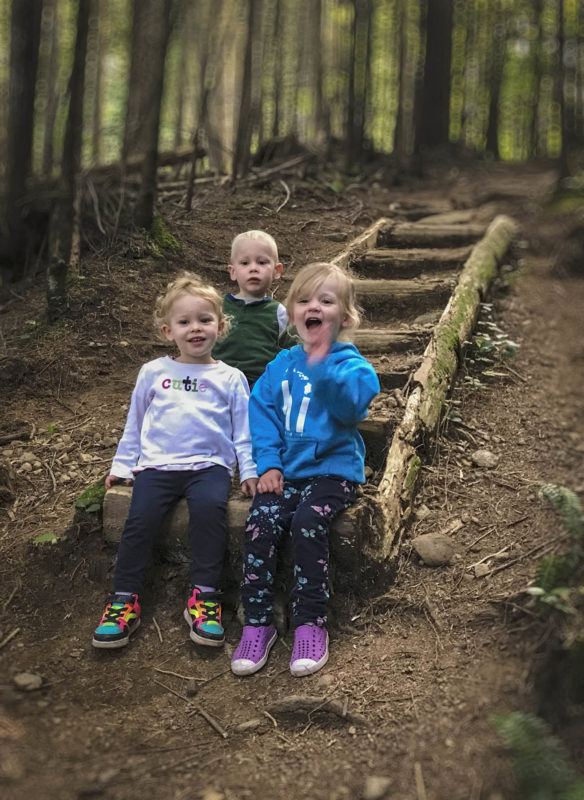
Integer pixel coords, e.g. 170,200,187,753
105,475,133,490
241,477,258,497
306,320,335,364
257,468,284,495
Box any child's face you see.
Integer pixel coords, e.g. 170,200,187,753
229,239,282,299
161,293,224,364
290,277,349,351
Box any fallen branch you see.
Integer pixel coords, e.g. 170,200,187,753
0,627,21,650
153,679,228,739
266,694,367,726
152,616,163,644
276,179,290,213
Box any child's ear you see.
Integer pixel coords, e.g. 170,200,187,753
161,325,174,342
228,264,238,282
341,313,352,329
217,319,225,336
273,262,283,280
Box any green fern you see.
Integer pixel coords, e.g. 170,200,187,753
539,485,584,541
535,554,575,594
492,712,580,799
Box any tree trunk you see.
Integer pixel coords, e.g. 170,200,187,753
232,0,259,179
47,0,90,322
90,0,104,165
1,0,43,282
417,0,453,150
134,0,172,229
557,0,569,179
41,0,60,177
485,2,505,158
393,0,408,157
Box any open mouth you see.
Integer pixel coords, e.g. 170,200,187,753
305,318,322,329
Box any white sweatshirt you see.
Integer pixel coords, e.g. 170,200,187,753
110,357,257,483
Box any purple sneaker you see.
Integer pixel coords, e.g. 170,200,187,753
290,624,329,677
231,625,277,676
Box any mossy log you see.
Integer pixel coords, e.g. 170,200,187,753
367,214,520,561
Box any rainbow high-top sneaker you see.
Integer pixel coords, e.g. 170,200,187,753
92,593,141,649
183,587,224,646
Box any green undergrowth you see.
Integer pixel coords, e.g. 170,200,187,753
494,486,584,798
150,214,180,257
493,712,584,800
75,480,106,514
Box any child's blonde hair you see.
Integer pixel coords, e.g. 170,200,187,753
153,271,230,341
231,230,279,263
285,262,361,340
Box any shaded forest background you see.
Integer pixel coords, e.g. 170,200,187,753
1,0,583,317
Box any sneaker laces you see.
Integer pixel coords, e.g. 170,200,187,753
191,599,221,625
101,597,135,625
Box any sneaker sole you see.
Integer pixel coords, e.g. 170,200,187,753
92,618,141,649
183,608,225,647
290,631,329,677
231,629,277,676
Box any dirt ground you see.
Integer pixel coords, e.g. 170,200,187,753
0,160,583,800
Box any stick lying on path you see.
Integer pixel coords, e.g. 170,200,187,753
266,694,368,726
154,679,228,739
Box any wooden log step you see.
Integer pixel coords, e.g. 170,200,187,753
356,276,456,319
355,246,472,279
369,362,417,391
352,328,429,355
388,199,454,220
102,486,367,600
379,222,487,248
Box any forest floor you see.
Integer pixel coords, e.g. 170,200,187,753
0,158,583,800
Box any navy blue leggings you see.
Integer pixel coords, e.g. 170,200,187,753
241,476,357,628
113,466,231,595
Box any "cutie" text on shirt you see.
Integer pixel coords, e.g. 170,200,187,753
161,377,208,392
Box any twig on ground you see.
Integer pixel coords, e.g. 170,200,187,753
2,582,19,616
266,695,367,726
153,679,228,739
466,526,497,551
70,558,85,584
503,364,528,382
152,616,163,644
0,627,21,650
485,536,567,577
414,762,428,800
276,179,291,213
262,710,278,728
153,666,206,682
467,545,511,570
298,219,319,231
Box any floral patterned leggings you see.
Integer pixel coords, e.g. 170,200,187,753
241,475,357,628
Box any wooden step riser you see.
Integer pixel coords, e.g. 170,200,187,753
354,246,471,279
103,486,372,602
378,222,486,249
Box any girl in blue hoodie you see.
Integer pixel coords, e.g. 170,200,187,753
231,262,380,677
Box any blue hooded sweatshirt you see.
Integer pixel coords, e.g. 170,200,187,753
249,343,380,483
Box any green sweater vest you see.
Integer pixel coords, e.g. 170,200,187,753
213,294,293,386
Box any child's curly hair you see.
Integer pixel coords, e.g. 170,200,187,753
284,262,361,340
153,271,230,341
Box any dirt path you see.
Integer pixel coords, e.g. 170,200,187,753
0,163,583,800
